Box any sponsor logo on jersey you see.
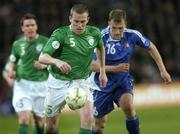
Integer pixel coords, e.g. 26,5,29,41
87,36,94,46
52,41,60,49
36,44,43,52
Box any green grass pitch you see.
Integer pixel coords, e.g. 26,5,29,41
0,106,180,134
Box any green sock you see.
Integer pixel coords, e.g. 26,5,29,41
79,128,91,134
33,126,44,134
18,124,28,134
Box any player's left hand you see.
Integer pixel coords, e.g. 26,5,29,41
160,70,172,84
99,71,108,88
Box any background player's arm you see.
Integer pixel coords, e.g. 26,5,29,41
148,43,172,84
2,70,15,87
39,53,71,74
6,62,16,79
91,60,129,73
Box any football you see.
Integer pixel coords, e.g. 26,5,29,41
65,87,88,110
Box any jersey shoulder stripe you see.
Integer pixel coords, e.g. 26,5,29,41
124,28,147,44
101,26,109,37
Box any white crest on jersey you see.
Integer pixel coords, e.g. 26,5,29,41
87,36,94,46
9,54,16,62
52,41,60,49
36,44,43,52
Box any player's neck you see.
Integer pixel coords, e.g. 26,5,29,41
26,34,38,42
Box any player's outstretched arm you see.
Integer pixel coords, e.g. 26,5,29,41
148,43,172,84
39,53,71,74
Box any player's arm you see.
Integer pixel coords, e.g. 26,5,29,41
39,30,71,74
6,62,16,79
39,53,71,74
2,70,15,87
148,43,172,84
33,60,48,70
91,60,129,73
96,46,108,87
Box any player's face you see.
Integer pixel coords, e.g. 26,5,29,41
109,19,126,40
21,19,38,41
69,11,89,34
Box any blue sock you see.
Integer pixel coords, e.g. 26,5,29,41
92,129,102,134
126,115,140,134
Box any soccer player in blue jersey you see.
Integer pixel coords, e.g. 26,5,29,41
90,9,172,134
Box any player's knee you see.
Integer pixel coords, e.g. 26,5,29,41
18,116,30,124
46,124,56,133
80,115,93,128
93,123,105,133
122,102,133,112
46,116,58,133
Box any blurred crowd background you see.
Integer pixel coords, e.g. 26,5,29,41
0,0,179,115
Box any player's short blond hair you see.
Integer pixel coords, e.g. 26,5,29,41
108,9,126,23
70,4,89,16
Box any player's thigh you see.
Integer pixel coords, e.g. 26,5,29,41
93,90,114,119
78,100,93,121
12,80,32,112
113,78,133,107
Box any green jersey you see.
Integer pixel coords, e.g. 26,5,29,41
42,25,104,80
9,35,49,81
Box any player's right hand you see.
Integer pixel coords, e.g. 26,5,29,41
113,63,129,72
160,70,172,84
54,59,71,74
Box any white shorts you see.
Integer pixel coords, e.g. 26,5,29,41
45,74,93,117
12,79,47,117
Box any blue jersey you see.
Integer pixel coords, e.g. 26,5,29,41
93,27,151,92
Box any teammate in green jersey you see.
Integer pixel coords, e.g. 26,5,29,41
39,4,107,134
7,13,49,134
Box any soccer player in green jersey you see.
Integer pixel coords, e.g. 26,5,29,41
39,4,108,134
7,13,49,134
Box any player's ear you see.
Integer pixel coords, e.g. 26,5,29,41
21,25,24,33
69,15,72,23
87,16,90,22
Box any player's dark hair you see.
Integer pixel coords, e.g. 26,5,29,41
20,13,37,26
70,4,89,16
108,9,126,22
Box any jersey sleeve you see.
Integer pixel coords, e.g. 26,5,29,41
96,28,104,48
42,29,63,56
132,30,151,49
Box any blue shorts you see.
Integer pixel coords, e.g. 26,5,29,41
93,79,133,118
